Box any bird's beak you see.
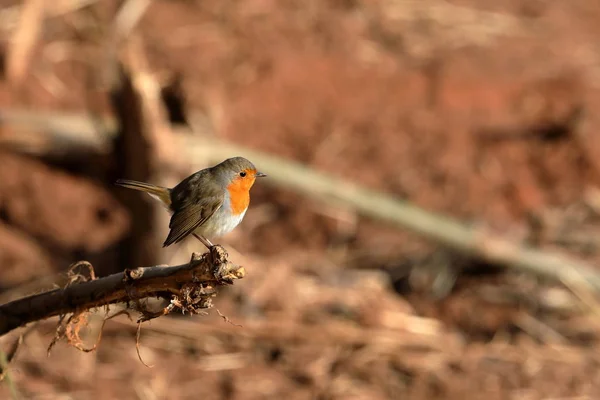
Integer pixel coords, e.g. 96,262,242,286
256,171,267,178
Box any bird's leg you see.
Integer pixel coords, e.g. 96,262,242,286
192,233,228,269
193,233,214,249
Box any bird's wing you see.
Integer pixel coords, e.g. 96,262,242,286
163,176,224,247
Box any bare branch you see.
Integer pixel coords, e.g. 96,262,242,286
0,246,245,337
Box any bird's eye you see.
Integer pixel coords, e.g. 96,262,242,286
239,171,247,177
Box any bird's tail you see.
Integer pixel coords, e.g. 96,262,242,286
115,179,171,207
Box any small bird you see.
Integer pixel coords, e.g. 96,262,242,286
115,157,266,249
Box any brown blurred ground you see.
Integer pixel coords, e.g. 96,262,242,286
2,1,600,399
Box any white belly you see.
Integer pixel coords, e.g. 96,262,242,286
194,207,247,239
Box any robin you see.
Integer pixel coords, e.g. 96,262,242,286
115,157,266,249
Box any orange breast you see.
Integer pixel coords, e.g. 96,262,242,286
227,178,252,215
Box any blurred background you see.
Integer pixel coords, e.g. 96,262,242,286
2,0,600,399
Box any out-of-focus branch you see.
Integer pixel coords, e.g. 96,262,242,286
0,246,245,337
2,110,600,293
176,134,600,293
5,0,45,86
0,108,115,155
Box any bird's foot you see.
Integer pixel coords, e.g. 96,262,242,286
209,244,228,265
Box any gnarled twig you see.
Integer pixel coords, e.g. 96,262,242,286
0,246,245,337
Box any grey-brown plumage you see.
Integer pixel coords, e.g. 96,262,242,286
115,157,266,249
